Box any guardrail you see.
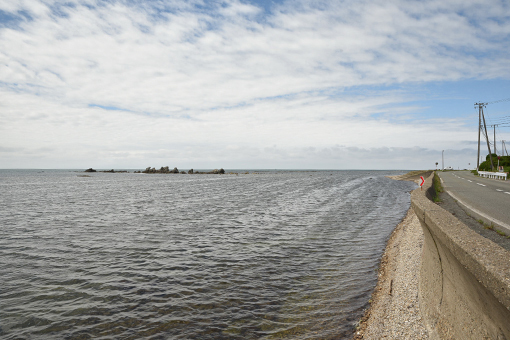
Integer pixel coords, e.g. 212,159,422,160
478,170,507,180
411,173,510,339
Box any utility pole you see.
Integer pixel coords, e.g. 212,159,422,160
442,150,444,171
481,108,494,171
489,124,501,156
494,125,497,156
474,102,486,170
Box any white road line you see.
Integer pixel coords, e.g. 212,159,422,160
476,183,486,186
446,190,510,233
467,180,473,182
496,189,503,192
506,192,510,195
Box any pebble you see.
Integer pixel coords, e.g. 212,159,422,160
354,207,429,339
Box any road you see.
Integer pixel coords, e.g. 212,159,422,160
437,171,510,233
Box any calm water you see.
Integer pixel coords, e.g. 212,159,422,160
0,170,416,339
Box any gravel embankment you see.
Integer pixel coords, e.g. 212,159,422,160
353,174,430,339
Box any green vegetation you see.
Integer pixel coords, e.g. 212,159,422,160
496,229,508,237
470,169,478,176
476,219,510,239
478,154,510,172
432,171,443,202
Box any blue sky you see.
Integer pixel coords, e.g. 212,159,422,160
1,0,509,169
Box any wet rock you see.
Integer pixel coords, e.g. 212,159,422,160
142,167,157,174
99,169,128,173
85,168,96,172
140,166,225,174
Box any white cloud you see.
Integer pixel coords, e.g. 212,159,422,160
0,0,509,168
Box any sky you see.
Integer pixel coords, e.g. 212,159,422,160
1,0,510,170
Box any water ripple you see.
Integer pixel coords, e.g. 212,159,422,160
0,170,415,339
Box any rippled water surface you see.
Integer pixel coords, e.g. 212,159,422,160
0,170,416,339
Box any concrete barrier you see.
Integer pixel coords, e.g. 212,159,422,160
478,170,507,180
411,173,510,339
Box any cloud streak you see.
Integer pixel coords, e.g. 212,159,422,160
0,0,509,168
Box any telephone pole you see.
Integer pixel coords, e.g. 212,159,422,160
490,124,500,156
481,108,494,171
475,102,486,170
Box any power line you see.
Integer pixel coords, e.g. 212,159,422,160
489,117,510,124
491,115,510,120
487,97,510,105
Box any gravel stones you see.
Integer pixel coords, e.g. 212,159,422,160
354,207,429,339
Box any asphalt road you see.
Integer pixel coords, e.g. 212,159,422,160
437,171,510,233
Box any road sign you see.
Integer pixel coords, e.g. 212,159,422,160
420,176,425,187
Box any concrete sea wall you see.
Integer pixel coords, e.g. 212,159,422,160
411,173,510,339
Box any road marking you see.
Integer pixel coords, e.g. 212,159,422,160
467,180,473,182
496,189,503,192
506,192,510,195
476,183,486,186
446,190,510,234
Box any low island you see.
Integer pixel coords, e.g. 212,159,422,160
84,167,228,174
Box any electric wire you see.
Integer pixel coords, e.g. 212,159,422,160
487,97,510,105
475,100,510,163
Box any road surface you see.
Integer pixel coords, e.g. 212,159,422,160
437,171,510,233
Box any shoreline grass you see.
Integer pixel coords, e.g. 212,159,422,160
432,171,443,202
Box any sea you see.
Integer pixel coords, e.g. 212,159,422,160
0,169,416,339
